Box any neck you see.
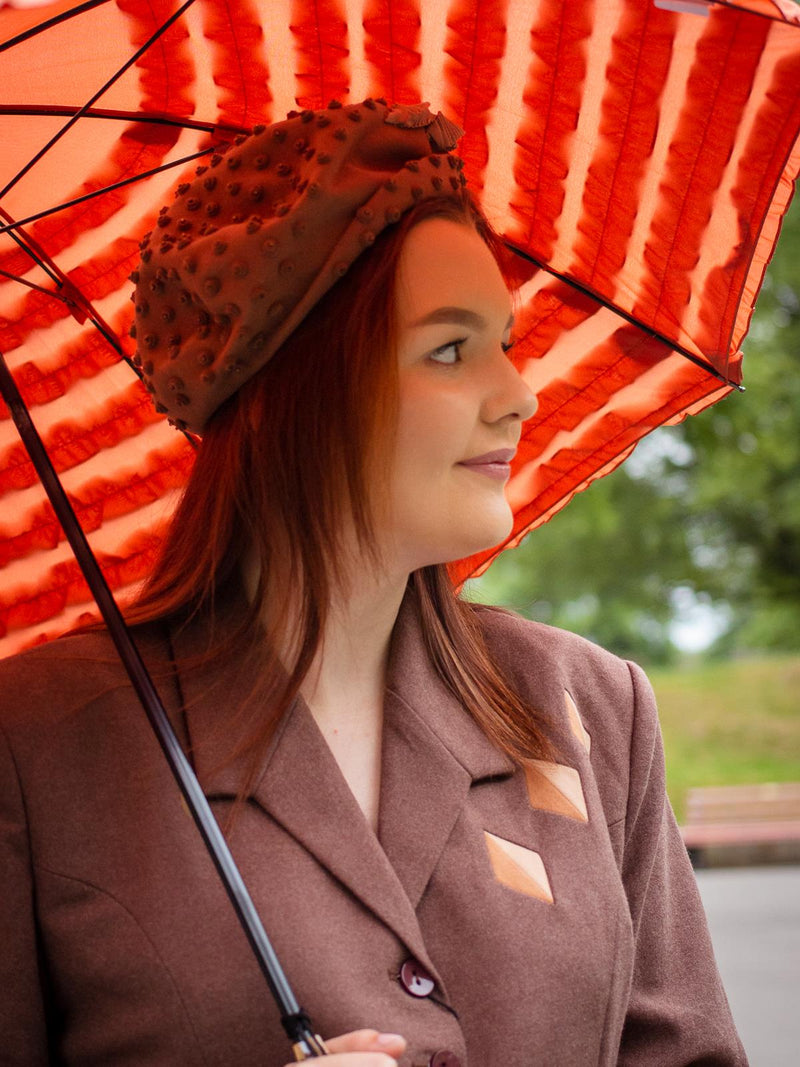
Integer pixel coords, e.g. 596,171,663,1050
300,569,408,709
241,542,410,719
299,566,410,833
242,546,410,831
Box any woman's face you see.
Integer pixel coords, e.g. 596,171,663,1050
378,216,538,572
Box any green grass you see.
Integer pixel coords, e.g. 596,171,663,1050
649,655,800,822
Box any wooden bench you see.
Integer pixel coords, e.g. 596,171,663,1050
680,782,800,867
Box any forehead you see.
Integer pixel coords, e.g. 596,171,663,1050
394,217,511,323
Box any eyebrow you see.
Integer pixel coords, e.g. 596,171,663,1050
409,306,514,332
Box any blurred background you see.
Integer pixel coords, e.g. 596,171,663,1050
470,195,800,1066
470,196,800,821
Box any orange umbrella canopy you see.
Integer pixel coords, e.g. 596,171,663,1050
1,0,799,656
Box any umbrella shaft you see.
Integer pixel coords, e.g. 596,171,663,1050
0,353,325,1053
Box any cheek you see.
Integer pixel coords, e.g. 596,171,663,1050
393,385,469,479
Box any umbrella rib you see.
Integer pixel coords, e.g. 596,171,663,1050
0,207,62,287
0,253,122,355
0,0,198,202
0,148,215,236
0,0,110,54
0,104,248,136
0,205,122,352
0,268,73,301
503,240,743,391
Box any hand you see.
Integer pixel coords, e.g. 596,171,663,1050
282,1028,406,1065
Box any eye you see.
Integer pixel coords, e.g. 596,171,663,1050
429,338,467,365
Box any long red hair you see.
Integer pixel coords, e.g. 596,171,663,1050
129,193,553,771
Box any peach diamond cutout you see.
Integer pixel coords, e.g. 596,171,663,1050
524,760,588,823
565,690,591,753
484,831,554,903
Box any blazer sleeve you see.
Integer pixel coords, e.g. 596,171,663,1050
616,660,748,1066
0,722,50,1065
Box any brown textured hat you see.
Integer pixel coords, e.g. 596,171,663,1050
130,98,466,433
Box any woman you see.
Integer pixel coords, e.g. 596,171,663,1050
0,100,745,1065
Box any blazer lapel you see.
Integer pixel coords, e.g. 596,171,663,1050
378,590,516,908
171,606,434,969
169,587,515,973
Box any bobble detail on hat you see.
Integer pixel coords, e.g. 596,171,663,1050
133,98,466,432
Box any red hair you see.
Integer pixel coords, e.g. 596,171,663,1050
129,193,553,773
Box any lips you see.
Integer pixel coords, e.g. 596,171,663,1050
457,448,516,482
459,448,516,466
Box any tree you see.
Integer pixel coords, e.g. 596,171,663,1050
680,200,800,652
468,461,696,663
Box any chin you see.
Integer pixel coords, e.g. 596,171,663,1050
439,512,515,564
471,504,514,549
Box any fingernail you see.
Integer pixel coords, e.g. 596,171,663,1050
377,1032,404,1046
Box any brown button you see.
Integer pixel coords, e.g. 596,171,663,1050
429,1053,460,1067
399,958,435,997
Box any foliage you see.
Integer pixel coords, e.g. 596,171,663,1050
679,200,800,653
472,197,800,662
467,467,699,664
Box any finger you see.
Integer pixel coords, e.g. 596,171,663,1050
325,1029,407,1058
325,1030,381,1053
282,1056,398,1067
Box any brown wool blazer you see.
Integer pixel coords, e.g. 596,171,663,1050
0,590,746,1066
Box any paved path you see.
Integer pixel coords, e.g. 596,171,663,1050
695,865,800,1066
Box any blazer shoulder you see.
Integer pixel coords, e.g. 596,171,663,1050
471,601,634,690
470,603,656,825
0,626,165,733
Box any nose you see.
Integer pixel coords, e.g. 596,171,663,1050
481,348,538,425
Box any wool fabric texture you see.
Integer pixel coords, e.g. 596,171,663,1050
130,99,466,433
